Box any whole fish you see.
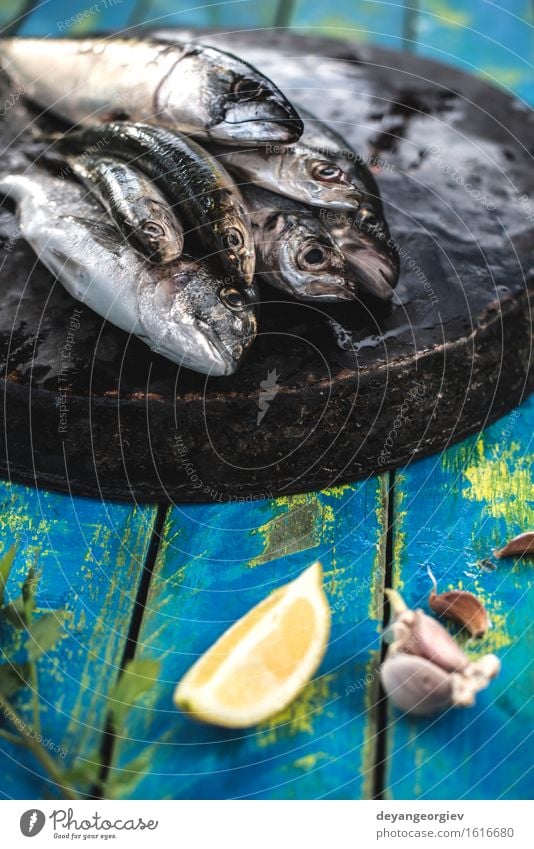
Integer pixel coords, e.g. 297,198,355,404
52,122,255,288
212,141,364,210
299,108,383,214
244,187,358,301
0,37,303,145
68,155,184,263
0,170,257,375
323,205,400,300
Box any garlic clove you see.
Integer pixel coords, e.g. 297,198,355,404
451,654,501,706
429,589,490,638
380,653,454,716
395,608,470,672
494,531,534,559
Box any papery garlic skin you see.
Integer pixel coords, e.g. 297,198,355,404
381,589,501,717
380,653,454,716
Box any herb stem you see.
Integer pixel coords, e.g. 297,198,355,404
0,690,80,800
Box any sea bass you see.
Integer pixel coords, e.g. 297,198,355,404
0,170,257,375
68,155,184,263
53,122,256,288
0,37,303,144
245,187,358,301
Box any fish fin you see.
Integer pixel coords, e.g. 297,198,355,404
69,216,122,252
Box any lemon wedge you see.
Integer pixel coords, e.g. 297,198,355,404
174,561,331,728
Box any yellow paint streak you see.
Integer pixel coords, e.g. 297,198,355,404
369,476,388,624
461,440,534,527
425,0,471,28
291,751,329,771
256,673,335,747
392,476,407,591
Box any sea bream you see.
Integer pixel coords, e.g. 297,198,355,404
244,187,359,301
0,37,304,145
68,155,184,263
0,170,258,375
51,122,256,288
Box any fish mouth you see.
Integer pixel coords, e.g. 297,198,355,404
194,320,242,376
290,274,359,302
344,248,399,300
211,102,304,144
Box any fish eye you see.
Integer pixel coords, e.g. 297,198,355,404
220,286,245,311
311,162,344,183
142,220,165,239
297,243,329,270
358,207,380,228
233,78,264,101
224,228,245,250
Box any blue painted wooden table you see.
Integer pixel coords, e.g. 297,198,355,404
0,0,533,800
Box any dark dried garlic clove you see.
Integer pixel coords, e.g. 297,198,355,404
429,589,490,638
494,531,534,559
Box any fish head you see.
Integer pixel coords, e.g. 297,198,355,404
333,208,400,300
138,260,258,376
215,202,256,287
258,211,357,301
293,152,364,208
132,198,184,263
173,45,303,145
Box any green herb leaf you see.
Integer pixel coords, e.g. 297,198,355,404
104,749,156,799
0,662,31,697
1,597,26,629
62,751,102,787
26,611,67,661
108,658,160,731
22,565,40,624
0,545,17,608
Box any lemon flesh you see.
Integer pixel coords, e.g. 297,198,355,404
173,561,331,728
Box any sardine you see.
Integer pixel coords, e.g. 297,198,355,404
212,141,364,210
0,37,303,145
52,122,256,288
244,187,358,302
324,205,400,300
68,155,184,263
299,108,383,214
0,170,257,375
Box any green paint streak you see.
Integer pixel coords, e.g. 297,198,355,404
249,495,322,567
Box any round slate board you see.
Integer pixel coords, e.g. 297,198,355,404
0,30,533,503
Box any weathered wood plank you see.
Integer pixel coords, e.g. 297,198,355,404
0,482,157,798
412,1,534,103
385,394,534,799
127,0,278,31
109,480,388,799
290,0,406,50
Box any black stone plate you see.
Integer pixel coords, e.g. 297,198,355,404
0,30,532,503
